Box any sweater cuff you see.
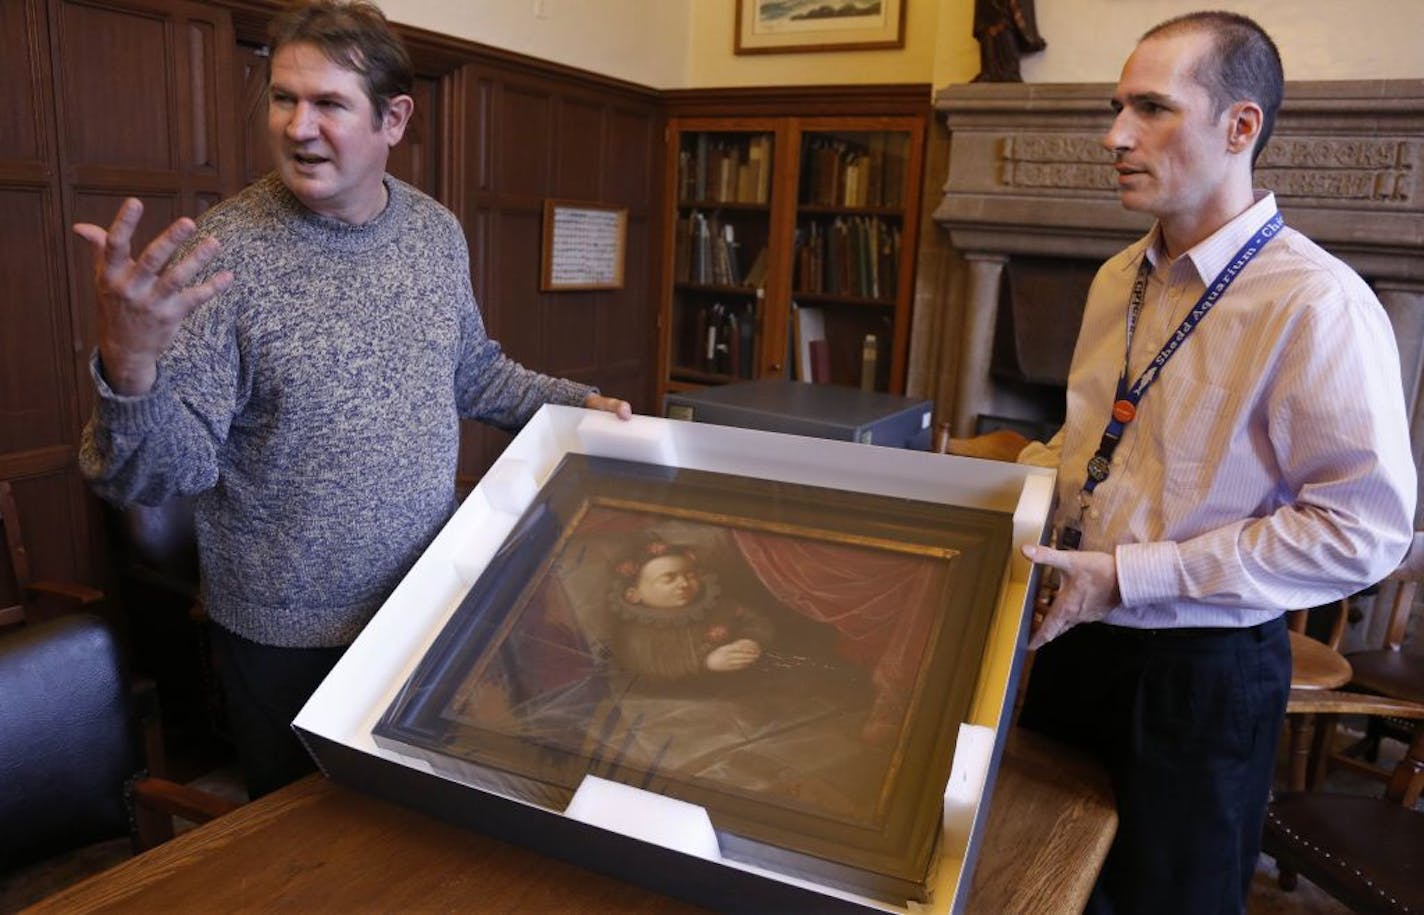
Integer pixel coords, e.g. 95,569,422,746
89,351,172,432
551,377,595,408
1115,540,1182,607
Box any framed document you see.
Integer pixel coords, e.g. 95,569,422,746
540,200,627,291
373,453,1013,904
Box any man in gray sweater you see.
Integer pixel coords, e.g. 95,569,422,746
73,0,629,798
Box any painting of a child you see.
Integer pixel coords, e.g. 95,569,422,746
442,508,918,823
607,541,772,680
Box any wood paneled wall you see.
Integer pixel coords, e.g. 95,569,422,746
3,0,240,607
3,0,662,606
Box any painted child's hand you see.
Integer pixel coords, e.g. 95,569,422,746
705,638,762,672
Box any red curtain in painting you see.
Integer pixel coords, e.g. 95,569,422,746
731,529,946,738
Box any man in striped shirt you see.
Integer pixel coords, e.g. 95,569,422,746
1014,12,1415,913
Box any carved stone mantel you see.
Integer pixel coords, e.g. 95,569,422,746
931,79,1424,440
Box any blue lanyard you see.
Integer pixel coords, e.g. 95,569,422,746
1060,212,1284,548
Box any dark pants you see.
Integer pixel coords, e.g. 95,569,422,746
1018,617,1290,915
210,623,346,800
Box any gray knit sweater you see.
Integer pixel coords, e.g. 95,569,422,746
80,173,591,647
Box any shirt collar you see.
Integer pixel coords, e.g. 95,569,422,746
1137,191,1278,281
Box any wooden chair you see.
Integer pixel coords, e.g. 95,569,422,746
0,614,241,881
1262,688,1424,913
933,421,1030,461
1331,532,1424,785
0,480,104,627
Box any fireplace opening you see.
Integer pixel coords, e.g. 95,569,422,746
979,255,1097,442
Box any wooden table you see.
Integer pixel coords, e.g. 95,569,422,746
34,727,1116,915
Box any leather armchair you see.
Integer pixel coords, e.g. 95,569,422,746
0,614,239,876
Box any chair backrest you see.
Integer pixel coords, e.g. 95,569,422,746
1286,598,1348,651
0,481,30,626
0,614,140,870
1382,530,1424,650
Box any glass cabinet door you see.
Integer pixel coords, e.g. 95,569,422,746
789,127,913,392
667,128,775,387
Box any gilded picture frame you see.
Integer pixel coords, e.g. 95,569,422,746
734,0,907,55
374,453,1012,903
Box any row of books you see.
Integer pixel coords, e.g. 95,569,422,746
678,301,756,379
673,211,768,287
793,216,900,300
677,134,773,205
801,136,905,209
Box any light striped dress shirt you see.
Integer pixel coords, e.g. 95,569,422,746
1022,192,1416,628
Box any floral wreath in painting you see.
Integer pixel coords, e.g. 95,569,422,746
605,539,722,627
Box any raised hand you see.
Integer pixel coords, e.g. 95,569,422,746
72,198,233,395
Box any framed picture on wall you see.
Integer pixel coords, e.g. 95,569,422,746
734,0,907,55
540,200,627,291
373,452,1013,903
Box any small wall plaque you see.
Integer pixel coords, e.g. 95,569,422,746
541,200,627,291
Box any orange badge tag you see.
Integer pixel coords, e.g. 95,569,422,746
1112,399,1136,423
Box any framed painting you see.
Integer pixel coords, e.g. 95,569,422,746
373,453,1012,903
734,0,907,55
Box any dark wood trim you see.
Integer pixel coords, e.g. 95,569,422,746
0,446,75,481
663,84,934,119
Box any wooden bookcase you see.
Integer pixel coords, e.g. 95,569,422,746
657,112,927,401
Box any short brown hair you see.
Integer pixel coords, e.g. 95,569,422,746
1144,11,1283,166
268,0,413,128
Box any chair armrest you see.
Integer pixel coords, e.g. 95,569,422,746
26,579,105,607
133,776,243,821
1286,688,1424,719
130,776,244,850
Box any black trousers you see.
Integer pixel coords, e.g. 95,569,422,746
1018,616,1290,915
210,623,346,800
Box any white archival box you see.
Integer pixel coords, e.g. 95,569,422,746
294,405,1054,913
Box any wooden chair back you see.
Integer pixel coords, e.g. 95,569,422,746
1381,530,1424,650
0,482,31,626
0,480,105,627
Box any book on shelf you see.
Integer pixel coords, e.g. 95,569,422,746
791,302,826,384
809,338,832,384
748,135,771,204
683,133,772,205
881,139,904,208
743,246,769,287
686,301,756,379
803,135,909,209
680,211,751,287
861,333,879,391
865,134,885,208
794,215,900,299
694,133,708,201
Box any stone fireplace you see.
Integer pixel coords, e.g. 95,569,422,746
921,78,1424,645
930,78,1424,454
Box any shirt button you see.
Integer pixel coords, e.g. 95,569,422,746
1089,509,1101,520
